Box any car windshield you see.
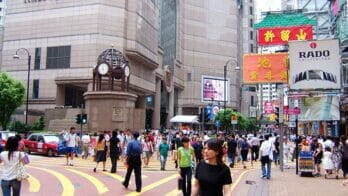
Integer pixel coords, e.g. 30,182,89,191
44,135,59,143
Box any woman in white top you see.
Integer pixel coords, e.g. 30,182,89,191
0,136,29,196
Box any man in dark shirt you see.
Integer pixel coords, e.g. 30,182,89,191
109,130,120,173
122,132,142,192
227,134,237,168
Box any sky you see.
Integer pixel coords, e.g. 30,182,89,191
255,0,282,22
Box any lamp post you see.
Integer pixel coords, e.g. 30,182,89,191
13,48,31,130
223,59,240,134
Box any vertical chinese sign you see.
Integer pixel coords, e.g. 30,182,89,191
243,53,288,84
258,25,313,46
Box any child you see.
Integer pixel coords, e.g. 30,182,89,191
322,147,334,178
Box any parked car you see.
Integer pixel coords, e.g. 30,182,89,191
23,133,68,156
0,131,16,147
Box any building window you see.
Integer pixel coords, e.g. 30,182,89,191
34,48,41,70
250,31,253,40
250,44,254,53
251,95,254,106
187,73,192,81
46,46,71,69
33,79,39,99
249,19,253,27
249,6,253,15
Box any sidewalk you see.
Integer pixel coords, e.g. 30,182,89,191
234,164,348,196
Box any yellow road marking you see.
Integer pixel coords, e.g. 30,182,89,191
126,174,178,196
104,172,124,181
164,189,181,196
66,168,108,194
29,166,75,196
27,174,40,192
230,169,253,191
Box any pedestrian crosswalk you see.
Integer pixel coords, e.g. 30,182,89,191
0,155,266,195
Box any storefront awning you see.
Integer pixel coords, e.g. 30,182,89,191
170,115,199,124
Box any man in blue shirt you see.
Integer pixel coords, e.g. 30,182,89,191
122,131,142,192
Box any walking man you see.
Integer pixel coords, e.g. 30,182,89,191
122,132,142,192
65,127,77,166
81,133,91,159
227,134,237,168
259,134,274,179
250,133,260,161
109,130,120,173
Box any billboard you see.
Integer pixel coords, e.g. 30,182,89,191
289,96,340,121
201,75,230,103
289,39,341,90
243,53,288,84
258,25,313,46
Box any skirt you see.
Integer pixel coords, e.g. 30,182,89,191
95,150,106,162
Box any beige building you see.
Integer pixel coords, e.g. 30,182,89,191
1,0,255,131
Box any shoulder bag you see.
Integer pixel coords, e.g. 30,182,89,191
17,152,29,181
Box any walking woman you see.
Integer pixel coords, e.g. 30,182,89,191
0,136,29,196
192,139,232,196
178,136,195,196
93,134,107,172
142,136,153,168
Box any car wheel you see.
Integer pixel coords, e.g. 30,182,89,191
24,147,31,154
47,149,54,157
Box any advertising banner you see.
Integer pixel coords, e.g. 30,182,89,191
289,39,341,90
258,25,313,46
202,76,230,102
263,101,274,114
243,53,288,84
289,96,340,121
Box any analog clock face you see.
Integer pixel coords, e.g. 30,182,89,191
98,63,109,75
124,66,130,77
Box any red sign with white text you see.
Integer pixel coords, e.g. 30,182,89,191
258,25,313,46
264,101,274,114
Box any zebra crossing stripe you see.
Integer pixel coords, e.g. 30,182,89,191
29,166,75,196
66,168,109,194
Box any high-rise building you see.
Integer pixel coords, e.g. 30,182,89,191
0,0,253,131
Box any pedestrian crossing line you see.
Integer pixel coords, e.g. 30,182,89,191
230,169,255,192
125,174,178,196
28,166,75,196
65,168,109,194
103,172,124,182
27,174,40,192
164,189,181,196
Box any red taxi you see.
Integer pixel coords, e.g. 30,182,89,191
23,133,64,157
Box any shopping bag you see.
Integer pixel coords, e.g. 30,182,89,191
177,178,183,190
17,152,29,181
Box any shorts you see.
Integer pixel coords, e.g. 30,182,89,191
67,147,75,154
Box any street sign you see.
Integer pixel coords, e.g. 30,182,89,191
231,114,238,125
278,87,284,123
288,121,296,128
284,107,301,115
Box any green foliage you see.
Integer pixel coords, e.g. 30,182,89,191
31,116,45,131
8,116,45,133
215,110,259,132
0,72,25,129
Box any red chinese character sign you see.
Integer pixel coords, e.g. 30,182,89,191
243,53,288,84
264,101,274,114
258,25,313,46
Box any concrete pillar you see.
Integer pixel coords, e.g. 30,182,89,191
152,78,161,129
56,85,65,106
166,88,174,128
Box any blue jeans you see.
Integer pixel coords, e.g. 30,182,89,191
160,155,167,170
180,167,192,196
228,152,235,166
1,179,21,196
261,156,272,178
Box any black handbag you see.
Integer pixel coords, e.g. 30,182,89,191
178,178,183,190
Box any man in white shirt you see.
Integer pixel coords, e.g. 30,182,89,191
65,127,77,166
81,134,91,159
259,134,274,179
250,133,260,161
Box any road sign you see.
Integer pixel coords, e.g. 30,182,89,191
231,114,238,125
284,107,301,115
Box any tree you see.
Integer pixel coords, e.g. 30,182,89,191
0,72,25,129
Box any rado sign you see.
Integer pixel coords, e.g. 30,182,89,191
24,0,54,3
298,50,330,58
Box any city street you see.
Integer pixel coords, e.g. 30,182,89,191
16,154,260,196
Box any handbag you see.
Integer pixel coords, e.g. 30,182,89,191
16,152,29,181
177,178,183,190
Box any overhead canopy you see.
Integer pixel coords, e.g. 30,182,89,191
170,115,199,124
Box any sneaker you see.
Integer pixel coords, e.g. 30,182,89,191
260,175,266,179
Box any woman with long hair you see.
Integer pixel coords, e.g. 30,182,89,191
0,136,29,196
93,134,107,172
192,139,232,196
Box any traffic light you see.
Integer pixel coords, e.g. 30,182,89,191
81,114,87,124
75,114,81,124
274,107,279,124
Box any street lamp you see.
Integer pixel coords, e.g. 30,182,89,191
13,48,32,130
224,59,240,133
